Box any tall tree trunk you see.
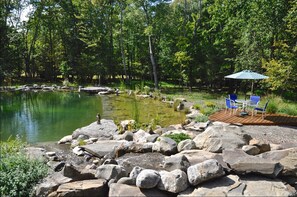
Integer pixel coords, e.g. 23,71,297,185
119,1,128,82
142,2,158,89
148,35,158,89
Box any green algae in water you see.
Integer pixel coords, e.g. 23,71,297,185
1,92,185,143
102,94,185,128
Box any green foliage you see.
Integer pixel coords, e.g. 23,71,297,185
264,94,297,115
266,100,278,114
205,101,216,108
279,105,297,116
0,137,48,197
193,104,201,110
163,133,191,144
119,80,126,91
143,86,150,95
195,115,209,123
200,107,217,116
173,99,183,112
78,139,87,146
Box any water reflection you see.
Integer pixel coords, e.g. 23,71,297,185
0,92,102,142
0,92,184,143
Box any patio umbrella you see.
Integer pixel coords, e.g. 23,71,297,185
224,70,269,94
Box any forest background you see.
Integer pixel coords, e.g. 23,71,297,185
1,0,296,98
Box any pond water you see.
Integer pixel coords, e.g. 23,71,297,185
0,91,184,143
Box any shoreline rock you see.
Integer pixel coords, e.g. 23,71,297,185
32,121,297,197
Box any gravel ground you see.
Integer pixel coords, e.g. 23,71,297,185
242,125,297,144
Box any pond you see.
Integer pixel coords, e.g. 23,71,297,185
0,91,185,143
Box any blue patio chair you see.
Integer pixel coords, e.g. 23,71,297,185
249,95,260,108
252,100,269,119
225,98,239,115
229,93,243,107
229,94,237,102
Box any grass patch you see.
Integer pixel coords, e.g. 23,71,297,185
163,133,191,144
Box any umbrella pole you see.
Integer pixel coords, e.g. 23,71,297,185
251,81,254,95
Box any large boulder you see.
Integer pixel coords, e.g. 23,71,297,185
133,129,151,143
81,140,126,158
136,169,161,189
242,145,260,155
152,137,177,155
49,179,107,197
95,164,127,181
193,124,251,153
259,147,297,177
222,149,283,177
249,138,271,153
24,147,46,161
177,139,196,152
175,150,228,170
114,141,154,157
116,152,165,173
109,183,172,197
58,135,72,144
178,175,244,197
157,169,189,193
187,159,225,186
163,154,190,172
72,120,117,140
242,175,296,196
35,172,72,196
62,163,96,180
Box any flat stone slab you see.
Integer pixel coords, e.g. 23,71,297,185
72,120,117,140
109,183,172,197
81,140,126,158
223,149,283,177
54,179,107,197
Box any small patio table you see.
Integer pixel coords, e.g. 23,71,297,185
236,100,250,116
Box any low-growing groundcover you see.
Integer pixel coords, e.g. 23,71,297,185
0,137,48,197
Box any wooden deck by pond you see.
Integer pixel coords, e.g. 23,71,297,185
209,109,297,126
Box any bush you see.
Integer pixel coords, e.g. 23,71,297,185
163,133,191,144
205,101,216,108
200,107,217,116
193,104,201,110
266,100,278,114
0,137,48,197
195,115,209,122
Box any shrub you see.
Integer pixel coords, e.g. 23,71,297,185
163,133,191,144
266,100,278,114
0,137,48,197
195,115,209,122
279,104,297,116
205,101,216,108
193,104,201,110
200,107,217,116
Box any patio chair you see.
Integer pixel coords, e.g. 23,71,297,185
249,95,261,108
229,94,237,102
252,100,269,119
229,93,243,107
225,98,239,115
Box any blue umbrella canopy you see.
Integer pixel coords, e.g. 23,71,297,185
224,70,269,93
224,70,268,80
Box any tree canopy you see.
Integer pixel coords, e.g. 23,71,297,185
1,0,296,96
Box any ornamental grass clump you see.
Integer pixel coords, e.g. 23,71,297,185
0,137,48,197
